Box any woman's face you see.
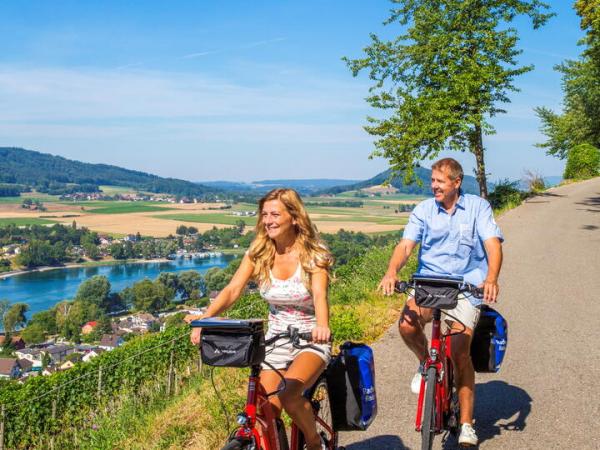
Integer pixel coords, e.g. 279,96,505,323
261,199,296,241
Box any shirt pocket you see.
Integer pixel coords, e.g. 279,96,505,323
457,225,475,258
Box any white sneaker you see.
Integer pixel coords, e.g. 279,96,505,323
458,423,478,447
410,363,425,394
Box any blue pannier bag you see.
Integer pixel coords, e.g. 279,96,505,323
471,305,508,372
325,342,377,431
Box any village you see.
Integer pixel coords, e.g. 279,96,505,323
0,306,206,381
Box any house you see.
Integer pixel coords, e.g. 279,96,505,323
0,358,21,379
44,345,74,364
0,335,25,351
17,358,34,373
42,367,58,376
15,348,43,364
81,321,98,335
99,334,124,350
82,348,105,363
60,360,76,371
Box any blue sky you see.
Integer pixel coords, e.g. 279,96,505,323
0,1,583,183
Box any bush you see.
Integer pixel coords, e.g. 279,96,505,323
564,143,600,180
523,170,546,193
488,180,524,210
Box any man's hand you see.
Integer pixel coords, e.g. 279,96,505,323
378,272,398,296
480,278,499,304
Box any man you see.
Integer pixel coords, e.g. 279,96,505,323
379,157,503,447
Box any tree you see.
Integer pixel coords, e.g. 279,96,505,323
563,143,600,179
21,323,46,345
345,0,553,198
176,225,188,236
4,303,29,332
0,299,10,332
536,0,600,157
131,279,172,313
178,271,203,299
75,275,111,307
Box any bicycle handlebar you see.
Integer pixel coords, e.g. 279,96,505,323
265,325,327,354
394,279,484,298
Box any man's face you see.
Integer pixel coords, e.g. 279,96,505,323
431,168,461,204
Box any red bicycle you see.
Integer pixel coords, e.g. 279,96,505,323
395,275,482,450
192,318,340,450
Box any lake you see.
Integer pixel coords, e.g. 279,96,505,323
1,255,235,316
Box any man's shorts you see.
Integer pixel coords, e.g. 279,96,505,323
261,334,331,371
442,293,481,331
409,291,481,331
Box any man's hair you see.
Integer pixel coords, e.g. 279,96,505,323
431,158,464,182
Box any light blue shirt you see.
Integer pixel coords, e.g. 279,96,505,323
402,191,504,305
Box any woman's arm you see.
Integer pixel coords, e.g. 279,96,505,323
189,254,255,344
310,268,330,344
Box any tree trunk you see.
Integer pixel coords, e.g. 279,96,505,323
470,123,489,199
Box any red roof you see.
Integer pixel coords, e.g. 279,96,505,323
85,321,98,327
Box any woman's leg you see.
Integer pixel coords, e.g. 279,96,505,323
259,369,286,417
278,352,326,450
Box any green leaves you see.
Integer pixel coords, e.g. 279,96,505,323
346,0,552,193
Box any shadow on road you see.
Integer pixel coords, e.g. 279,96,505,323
576,194,600,213
343,434,409,450
473,380,532,445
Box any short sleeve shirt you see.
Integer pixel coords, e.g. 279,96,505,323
402,192,503,305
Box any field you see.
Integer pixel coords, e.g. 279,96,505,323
0,192,423,237
0,217,57,226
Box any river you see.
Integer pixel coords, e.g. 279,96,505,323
1,255,235,315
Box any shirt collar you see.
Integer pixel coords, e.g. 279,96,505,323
435,189,465,213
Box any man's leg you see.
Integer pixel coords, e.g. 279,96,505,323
398,297,432,362
449,326,475,424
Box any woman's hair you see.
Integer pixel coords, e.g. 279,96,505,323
247,188,333,288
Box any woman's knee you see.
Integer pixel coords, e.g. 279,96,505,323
278,380,304,410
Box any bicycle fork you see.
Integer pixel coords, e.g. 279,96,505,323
415,310,447,433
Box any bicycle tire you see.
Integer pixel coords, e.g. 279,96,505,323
421,366,437,450
221,437,254,450
298,376,338,449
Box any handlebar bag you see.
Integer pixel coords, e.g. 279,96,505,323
413,282,460,309
470,305,508,373
200,322,265,368
326,342,377,431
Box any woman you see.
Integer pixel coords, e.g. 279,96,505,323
189,188,333,450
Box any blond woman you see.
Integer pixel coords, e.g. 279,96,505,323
189,188,332,450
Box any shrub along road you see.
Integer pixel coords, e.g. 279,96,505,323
339,177,600,449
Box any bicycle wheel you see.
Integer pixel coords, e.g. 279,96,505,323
298,376,339,449
421,366,437,450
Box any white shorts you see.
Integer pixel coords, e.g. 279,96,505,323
442,294,481,331
261,336,331,370
409,291,481,331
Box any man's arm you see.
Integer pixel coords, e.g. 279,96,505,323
378,238,417,296
482,237,503,303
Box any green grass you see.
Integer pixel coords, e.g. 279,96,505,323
59,201,174,214
153,213,258,226
0,217,57,226
98,185,139,195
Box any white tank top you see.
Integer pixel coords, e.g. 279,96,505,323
259,263,316,334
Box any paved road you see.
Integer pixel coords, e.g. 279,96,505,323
339,178,600,450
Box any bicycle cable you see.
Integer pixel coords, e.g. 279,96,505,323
210,366,232,435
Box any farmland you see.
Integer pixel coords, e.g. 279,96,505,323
0,190,423,237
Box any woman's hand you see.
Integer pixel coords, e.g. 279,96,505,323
311,325,331,344
190,327,202,346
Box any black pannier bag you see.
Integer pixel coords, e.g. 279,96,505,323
326,342,377,431
413,278,460,310
198,319,266,368
470,305,508,373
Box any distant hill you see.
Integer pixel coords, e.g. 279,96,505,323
318,167,481,196
199,179,360,195
0,147,218,198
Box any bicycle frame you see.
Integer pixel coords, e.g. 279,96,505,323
415,308,454,434
230,364,336,450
